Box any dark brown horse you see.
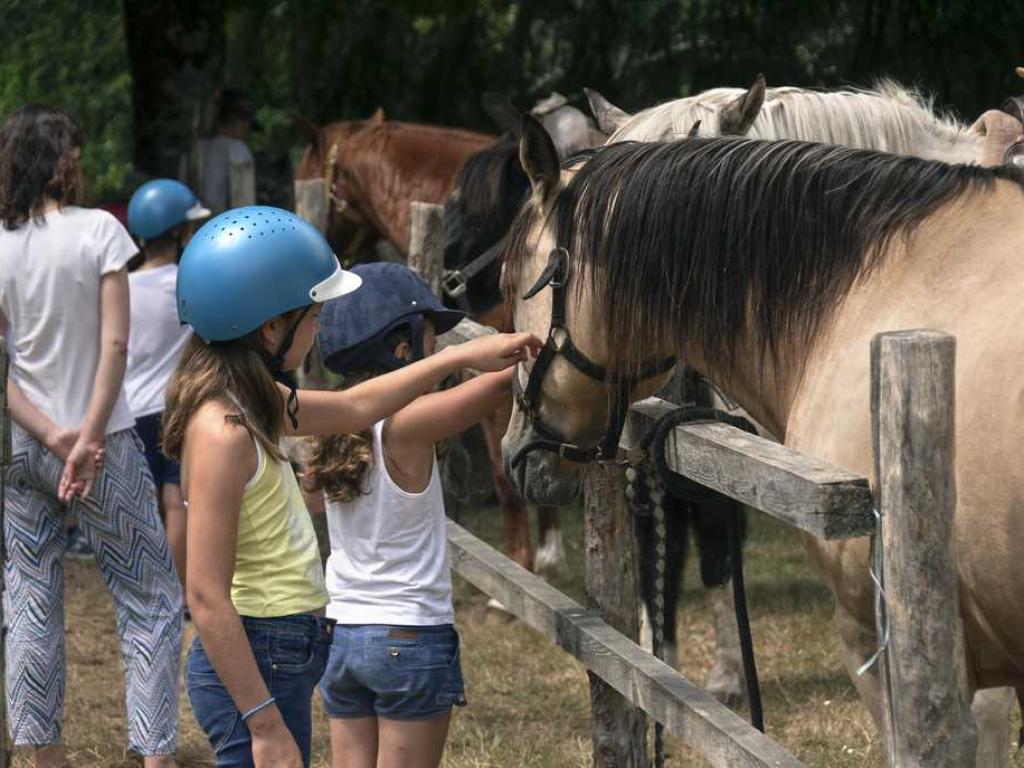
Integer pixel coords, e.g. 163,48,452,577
293,110,495,262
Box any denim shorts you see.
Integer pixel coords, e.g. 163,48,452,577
134,412,181,487
186,614,334,767
319,624,466,720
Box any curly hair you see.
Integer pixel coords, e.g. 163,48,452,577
0,105,84,231
301,369,378,503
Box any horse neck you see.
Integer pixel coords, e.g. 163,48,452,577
343,131,485,255
616,87,984,165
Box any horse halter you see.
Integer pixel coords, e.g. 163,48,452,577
322,139,375,264
510,246,676,468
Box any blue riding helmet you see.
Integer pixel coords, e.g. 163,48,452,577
128,179,211,240
319,262,464,374
177,206,362,342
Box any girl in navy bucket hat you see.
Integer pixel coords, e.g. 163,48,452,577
303,262,520,768
164,210,539,767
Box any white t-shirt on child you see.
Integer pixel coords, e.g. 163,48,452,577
324,419,454,625
0,207,138,433
125,263,191,418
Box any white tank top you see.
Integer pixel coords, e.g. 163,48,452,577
324,420,453,625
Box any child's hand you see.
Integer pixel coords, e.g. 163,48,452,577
453,332,542,372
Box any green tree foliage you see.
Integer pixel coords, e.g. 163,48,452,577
4,1,1024,202
0,0,135,200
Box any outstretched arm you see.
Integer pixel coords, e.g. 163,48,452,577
285,331,539,437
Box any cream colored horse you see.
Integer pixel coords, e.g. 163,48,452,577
501,120,1024,764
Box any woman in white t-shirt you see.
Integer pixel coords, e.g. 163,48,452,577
125,178,210,593
303,263,517,768
0,105,183,768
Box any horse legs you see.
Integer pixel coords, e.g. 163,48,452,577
534,506,566,579
693,502,746,705
480,397,532,569
971,687,1014,768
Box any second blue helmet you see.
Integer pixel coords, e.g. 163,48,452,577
177,206,362,342
128,179,211,240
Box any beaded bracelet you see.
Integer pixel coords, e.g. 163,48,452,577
241,696,277,722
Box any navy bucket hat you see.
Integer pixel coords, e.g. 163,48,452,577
318,262,464,374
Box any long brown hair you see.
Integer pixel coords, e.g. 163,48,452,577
0,105,84,230
163,331,288,463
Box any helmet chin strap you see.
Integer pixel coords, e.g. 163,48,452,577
267,305,311,430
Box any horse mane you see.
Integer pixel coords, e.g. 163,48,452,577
505,138,1024,379
609,82,981,163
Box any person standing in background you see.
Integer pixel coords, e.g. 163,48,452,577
0,104,182,768
181,87,257,215
126,178,210,597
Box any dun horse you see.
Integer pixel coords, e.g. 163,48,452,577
501,119,1024,764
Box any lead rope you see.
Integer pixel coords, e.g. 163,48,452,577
625,458,668,767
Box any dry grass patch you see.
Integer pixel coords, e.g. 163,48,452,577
8,506,1022,767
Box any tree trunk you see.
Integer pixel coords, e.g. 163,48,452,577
123,0,226,178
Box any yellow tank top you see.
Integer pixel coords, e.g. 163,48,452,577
232,437,328,617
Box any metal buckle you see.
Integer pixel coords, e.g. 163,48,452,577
443,270,469,299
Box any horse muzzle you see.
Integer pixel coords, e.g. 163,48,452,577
502,426,582,506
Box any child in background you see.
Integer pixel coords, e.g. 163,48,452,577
166,208,538,767
305,262,518,768
126,178,210,592
0,104,182,768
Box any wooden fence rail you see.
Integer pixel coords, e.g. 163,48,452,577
448,519,802,768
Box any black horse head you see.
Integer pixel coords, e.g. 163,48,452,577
442,138,529,316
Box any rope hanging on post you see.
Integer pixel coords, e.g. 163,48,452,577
629,405,765,734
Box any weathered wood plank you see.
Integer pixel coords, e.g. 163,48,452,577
583,464,648,766
627,397,874,539
408,201,444,295
871,331,976,767
447,520,803,768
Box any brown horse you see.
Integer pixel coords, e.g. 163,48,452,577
502,119,1024,763
293,110,495,262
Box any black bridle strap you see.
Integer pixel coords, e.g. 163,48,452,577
513,245,678,467
443,236,507,301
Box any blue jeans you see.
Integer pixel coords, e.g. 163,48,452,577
186,614,333,767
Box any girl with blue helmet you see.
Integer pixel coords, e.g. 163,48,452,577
303,262,523,768
165,208,538,767
126,179,211,595
0,106,183,767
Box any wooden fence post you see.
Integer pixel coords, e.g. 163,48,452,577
871,330,976,767
583,465,649,767
0,339,9,767
408,202,444,295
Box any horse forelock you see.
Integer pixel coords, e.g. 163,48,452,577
609,83,981,163
506,137,1024,382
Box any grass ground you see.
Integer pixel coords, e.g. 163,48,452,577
11,504,1022,767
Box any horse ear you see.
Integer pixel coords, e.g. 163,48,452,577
584,88,631,135
687,120,702,138
719,73,766,136
519,114,560,202
482,92,524,137
369,107,385,124
292,114,320,147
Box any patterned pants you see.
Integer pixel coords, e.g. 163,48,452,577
3,426,183,754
